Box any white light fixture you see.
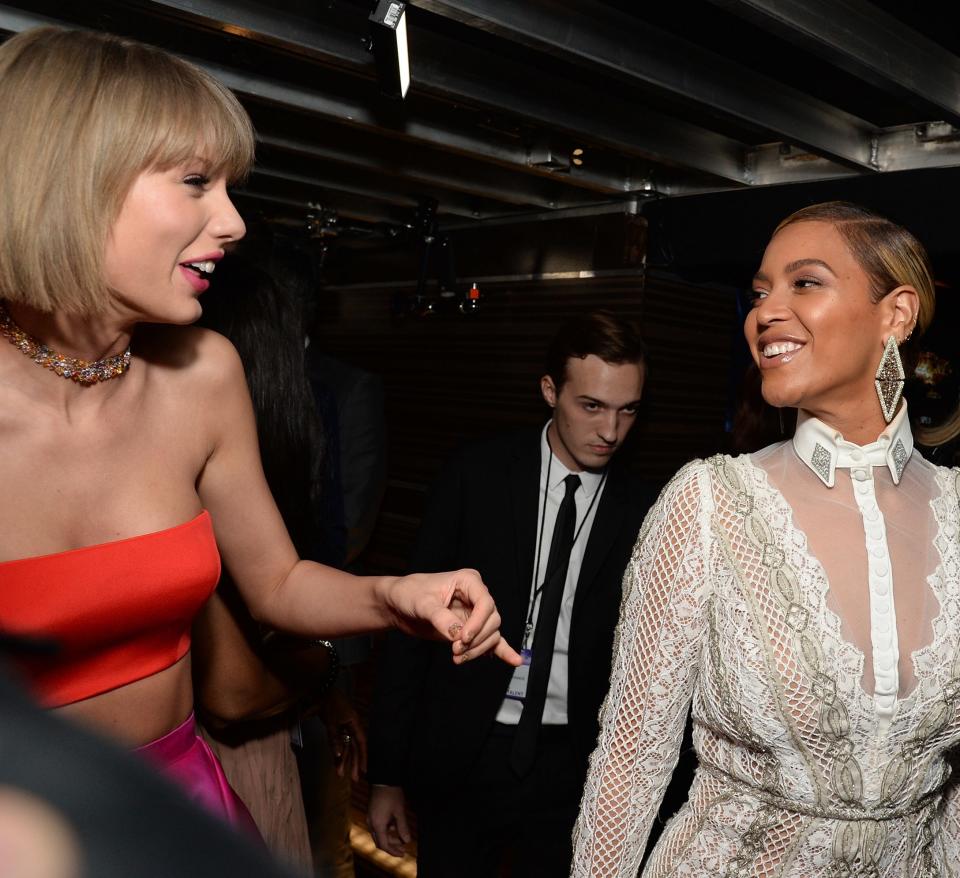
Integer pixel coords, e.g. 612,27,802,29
369,1,410,99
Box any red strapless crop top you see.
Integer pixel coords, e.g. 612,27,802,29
0,511,220,707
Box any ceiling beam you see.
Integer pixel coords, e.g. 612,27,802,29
251,164,517,220
705,0,960,127
256,133,614,210
0,3,632,197
746,124,960,186
232,186,411,226
212,62,642,194
9,0,959,200
135,0,751,185
409,26,748,183
413,0,877,171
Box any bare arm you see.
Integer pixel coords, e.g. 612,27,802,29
194,333,518,664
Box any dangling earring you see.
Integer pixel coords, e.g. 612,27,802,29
875,335,905,424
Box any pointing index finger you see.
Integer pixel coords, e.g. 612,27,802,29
493,637,522,667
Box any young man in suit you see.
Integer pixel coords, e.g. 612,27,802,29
367,311,654,877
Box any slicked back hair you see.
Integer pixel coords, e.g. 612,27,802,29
774,202,935,349
545,310,647,391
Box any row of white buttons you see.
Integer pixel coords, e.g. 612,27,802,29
849,465,899,721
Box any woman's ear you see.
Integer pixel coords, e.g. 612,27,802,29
540,375,557,408
883,285,919,343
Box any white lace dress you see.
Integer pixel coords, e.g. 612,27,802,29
573,405,960,877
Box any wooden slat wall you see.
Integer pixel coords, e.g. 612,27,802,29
315,269,737,575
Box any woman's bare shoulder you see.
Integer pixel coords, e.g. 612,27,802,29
135,324,245,391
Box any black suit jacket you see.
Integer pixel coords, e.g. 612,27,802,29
368,428,657,797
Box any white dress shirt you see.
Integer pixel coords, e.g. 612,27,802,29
497,422,607,725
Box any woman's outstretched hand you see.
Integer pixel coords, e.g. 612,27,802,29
384,569,522,666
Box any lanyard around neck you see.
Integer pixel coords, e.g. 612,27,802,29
524,434,607,648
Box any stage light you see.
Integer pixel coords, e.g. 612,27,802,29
369,1,410,99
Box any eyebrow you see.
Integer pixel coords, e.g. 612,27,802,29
753,257,835,284
577,395,643,408
785,258,835,275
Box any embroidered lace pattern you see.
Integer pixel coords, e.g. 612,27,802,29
572,453,960,877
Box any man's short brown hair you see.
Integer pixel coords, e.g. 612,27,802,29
545,310,647,390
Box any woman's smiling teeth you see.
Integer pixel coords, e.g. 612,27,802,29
763,341,803,358
183,260,217,275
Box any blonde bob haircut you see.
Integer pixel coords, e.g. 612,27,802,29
773,201,935,349
0,26,255,314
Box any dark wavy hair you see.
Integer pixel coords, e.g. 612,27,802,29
196,252,325,559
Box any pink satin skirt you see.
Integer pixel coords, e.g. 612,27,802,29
134,712,260,837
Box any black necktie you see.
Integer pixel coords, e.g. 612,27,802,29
510,473,581,777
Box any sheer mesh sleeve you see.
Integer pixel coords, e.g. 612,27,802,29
571,461,711,877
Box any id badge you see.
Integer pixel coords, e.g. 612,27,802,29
505,648,533,700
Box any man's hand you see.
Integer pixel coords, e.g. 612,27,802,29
368,785,412,857
384,569,522,666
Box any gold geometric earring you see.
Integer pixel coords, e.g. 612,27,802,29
875,335,905,424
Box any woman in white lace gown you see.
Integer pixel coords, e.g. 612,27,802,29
572,202,960,877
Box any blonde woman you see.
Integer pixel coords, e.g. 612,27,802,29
0,26,517,827
573,202,960,876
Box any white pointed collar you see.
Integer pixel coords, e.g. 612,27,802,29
540,421,604,498
792,401,914,488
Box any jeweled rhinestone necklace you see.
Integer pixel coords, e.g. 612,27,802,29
0,302,131,385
